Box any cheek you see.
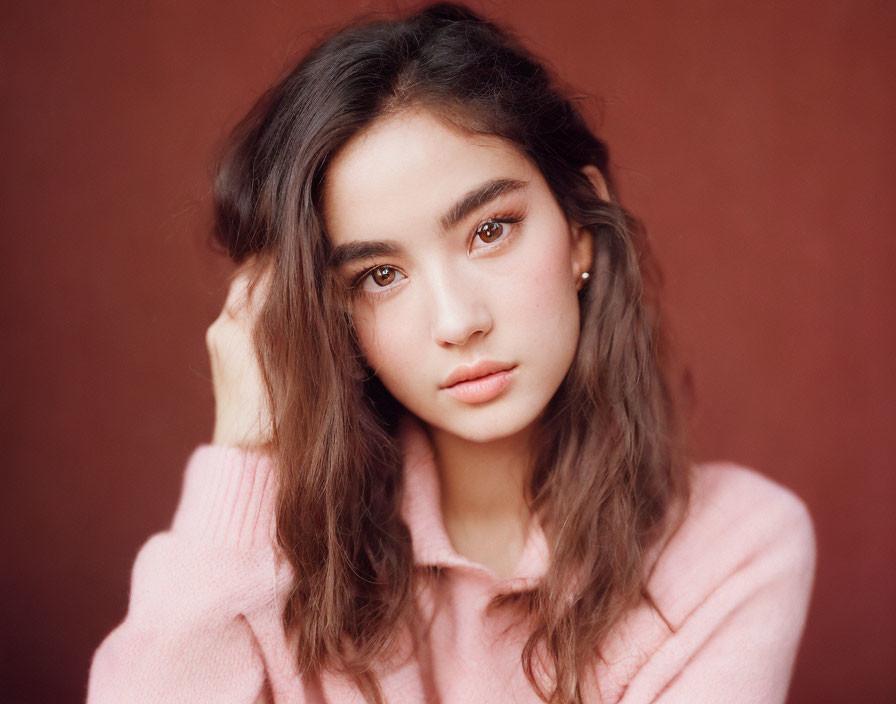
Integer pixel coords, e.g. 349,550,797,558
512,235,582,393
353,303,418,379
504,232,579,333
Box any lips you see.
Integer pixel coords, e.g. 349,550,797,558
441,360,517,389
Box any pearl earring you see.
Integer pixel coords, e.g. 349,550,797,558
576,270,590,292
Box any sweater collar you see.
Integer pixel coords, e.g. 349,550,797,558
397,415,550,590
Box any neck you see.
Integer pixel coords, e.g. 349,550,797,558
424,422,535,532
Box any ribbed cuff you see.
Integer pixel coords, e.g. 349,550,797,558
170,444,278,550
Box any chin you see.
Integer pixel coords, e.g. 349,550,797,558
425,402,544,444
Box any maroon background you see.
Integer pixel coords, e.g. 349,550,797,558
3,1,894,702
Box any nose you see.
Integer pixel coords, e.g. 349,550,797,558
427,269,492,347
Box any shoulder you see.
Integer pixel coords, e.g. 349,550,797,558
646,461,817,625
687,461,814,546
595,464,817,701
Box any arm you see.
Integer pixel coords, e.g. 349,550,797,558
88,263,284,702
86,445,281,703
620,465,817,704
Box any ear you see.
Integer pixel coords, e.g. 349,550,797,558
581,164,610,201
571,165,609,288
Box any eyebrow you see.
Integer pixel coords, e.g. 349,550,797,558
328,177,529,269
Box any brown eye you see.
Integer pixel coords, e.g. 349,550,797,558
355,265,406,296
371,266,396,286
475,219,504,244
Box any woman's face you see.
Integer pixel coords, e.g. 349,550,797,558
322,107,594,443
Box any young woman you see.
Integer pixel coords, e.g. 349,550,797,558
87,4,816,703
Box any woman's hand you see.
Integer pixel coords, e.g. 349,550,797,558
206,262,274,449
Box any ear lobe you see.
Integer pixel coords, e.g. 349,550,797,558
571,218,595,284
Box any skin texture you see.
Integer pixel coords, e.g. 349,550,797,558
320,107,604,575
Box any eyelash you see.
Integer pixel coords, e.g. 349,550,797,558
350,210,525,298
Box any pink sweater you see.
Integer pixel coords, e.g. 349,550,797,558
87,419,816,703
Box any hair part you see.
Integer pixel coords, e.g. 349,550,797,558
210,3,692,702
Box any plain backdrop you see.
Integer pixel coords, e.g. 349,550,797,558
2,1,894,702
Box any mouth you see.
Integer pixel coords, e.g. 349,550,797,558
441,361,518,404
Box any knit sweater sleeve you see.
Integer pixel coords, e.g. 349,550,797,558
86,445,287,704
614,462,817,704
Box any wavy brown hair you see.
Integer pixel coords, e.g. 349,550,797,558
209,3,692,702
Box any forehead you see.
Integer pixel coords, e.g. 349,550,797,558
321,108,536,243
